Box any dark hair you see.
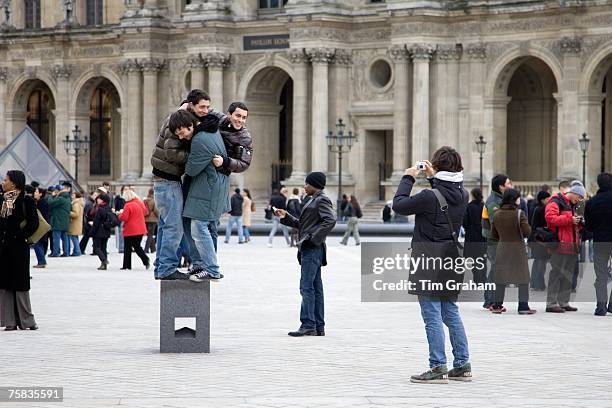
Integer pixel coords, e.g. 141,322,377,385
169,110,198,135
30,181,40,188
148,188,154,196
102,181,111,187
35,187,47,198
228,101,248,115
470,188,483,203
558,180,570,190
6,170,26,191
537,191,551,204
292,188,299,195
243,188,252,200
186,89,210,105
120,185,127,194
431,146,463,172
491,174,510,194
235,188,241,194
540,184,550,193
74,191,83,199
501,188,521,208
25,184,35,195
342,194,348,200
272,188,279,195
62,181,72,189
350,195,361,212
597,172,612,190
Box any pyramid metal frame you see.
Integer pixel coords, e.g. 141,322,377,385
0,126,83,191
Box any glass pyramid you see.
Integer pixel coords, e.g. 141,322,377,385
0,126,80,190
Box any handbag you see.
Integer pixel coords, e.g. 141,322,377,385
19,202,51,245
432,189,464,257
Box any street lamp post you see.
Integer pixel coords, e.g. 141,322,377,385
579,132,591,186
475,135,487,192
63,125,90,184
326,118,356,220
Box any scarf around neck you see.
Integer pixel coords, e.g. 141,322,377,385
1,190,19,218
434,171,464,183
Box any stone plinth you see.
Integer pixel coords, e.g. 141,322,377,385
160,280,210,353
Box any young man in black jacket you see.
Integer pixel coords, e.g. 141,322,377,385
274,172,336,337
224,188,245,244
393,146,472,384
584,172,612,316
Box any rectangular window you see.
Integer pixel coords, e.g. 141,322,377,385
86,0,104,25
24,0,41,29
258,0,287,9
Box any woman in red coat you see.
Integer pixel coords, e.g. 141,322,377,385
118,189,150,270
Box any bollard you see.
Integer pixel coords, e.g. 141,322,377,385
160,280,210,353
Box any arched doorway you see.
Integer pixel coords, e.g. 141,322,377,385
243,66,293,196
26,85,55,148
74,77,121,184
505,57,558,182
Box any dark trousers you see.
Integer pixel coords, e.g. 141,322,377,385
123,235,149,269
299,245,325,330
93,238,109,265
494,284,529,310
484,241,497,306
593,242,612,306
547,252,577,307
530,258,548,290
80,223,91,253
144,222,157,253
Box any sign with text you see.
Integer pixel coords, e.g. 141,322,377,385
243,34,290,51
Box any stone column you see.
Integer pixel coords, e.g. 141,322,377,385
204,53,229,111
188,55,205,91
119,59,143,180
307,47,335,173
141,58,165,179
285,48,309,183
435,45,462,149
51,64,72,170
409,44,434,165
388,45,410,180
466,43,488,182
557,37,582,181
0,68,7,147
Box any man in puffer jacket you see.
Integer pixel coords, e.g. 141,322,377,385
544,181,585,313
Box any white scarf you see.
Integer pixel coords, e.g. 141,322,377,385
434,171,464,183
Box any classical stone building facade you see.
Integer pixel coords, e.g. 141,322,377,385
1,0,612,201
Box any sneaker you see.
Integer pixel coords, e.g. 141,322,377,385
518,309,537,315
208,273,224,281
410,365,449,384
448,363,472,382
160,271,189,280
190,270,212,282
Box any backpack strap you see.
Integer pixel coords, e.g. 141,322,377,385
431,189,463,250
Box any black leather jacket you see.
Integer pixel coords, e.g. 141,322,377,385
280,190,336,265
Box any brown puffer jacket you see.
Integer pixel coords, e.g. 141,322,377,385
150,115,190,181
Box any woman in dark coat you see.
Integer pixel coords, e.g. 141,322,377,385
527,191,551,290
491,188,535,314
462,188,487,284
91,194,112,270
0,170,39,330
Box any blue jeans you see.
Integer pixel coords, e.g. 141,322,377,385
190,220,222,277
51,230,69,256
69,235,81,256
33,240,47,265
153,180,184,279
299,245,325,330
268,216,290,245
116,224,124,252
531,258,548,289
418,296,470,369
243,226,250,241
224,216,244,243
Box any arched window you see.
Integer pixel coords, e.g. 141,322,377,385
24,0,41,29
90,88,112,175
86,0,103,25
26,90,51,147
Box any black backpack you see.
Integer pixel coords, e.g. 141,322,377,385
103,211,121,230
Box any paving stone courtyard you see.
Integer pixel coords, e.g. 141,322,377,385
1,236,611,407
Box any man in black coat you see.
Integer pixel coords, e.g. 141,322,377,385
584,172,612,316
91,194,113,270
224,188,245,244
392,146,471,384
275,172,336,337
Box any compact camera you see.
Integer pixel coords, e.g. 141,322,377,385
416,162,427,171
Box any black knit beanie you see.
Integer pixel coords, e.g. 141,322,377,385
305,172,326,190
